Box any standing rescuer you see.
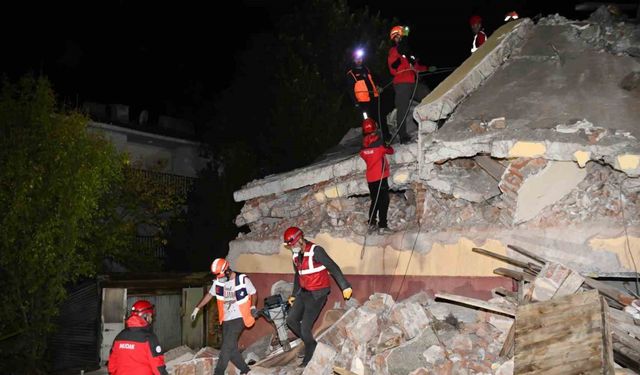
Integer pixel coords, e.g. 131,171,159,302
190,258,259,375
346,48,388,139
469,15,487,53
359,118,394,235
283,227,352,367
387,25,435,144
108,300,168,375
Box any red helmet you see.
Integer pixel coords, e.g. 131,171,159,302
210,258,230,277
504,11,519,21
283,227,303,246
362,118,377,135
389,26,404,40
131,300,154,317
469,15,482,26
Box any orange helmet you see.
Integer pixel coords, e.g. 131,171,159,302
131,300,154,317
469,15,482,26
210,258,230,277
362,118,377,135
283,227,303,246
389,26,404,40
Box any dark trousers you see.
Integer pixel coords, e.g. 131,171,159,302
393,82,430,141
286,289,328,365
368,178,390,228
359,97,390,140
214,318,250,375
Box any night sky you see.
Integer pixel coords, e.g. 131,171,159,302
0,0,615,139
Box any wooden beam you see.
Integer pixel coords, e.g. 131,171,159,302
583,277,635,307
494,267,535,282
507,244,547,265
435,293,516,316
472,247,540,271
474,155,506,181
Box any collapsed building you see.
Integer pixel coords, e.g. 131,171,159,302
174,9,640,375
148,8,640,374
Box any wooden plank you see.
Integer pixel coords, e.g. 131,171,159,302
601,296,616,375
517,290,602,317
612,329,640,353
518,356,604,375
494,267,535,282
474,155,506,181
507,244,547,265
612,342,640,372
435,293,515,316
583,277,635,307
517,316,602,351
514,290,614,374
493,286,517,298
472,247,536,270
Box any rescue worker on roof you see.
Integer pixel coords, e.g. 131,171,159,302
359,118,394,235
190,258,258,375
108,300,168,375
470,15,487,53
387,25,436,144
504,11,519,22
346,48,389,139
283,227,352,367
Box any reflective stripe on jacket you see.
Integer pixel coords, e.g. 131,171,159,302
214,273,256,327
293,243,330,291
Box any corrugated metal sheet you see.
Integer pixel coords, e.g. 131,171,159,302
127,294,182,350
49,280,100,373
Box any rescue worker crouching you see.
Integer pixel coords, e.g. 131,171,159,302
108,300,168,375
283,227,352,367
190,258,259,375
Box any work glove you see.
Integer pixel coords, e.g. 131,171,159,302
287,296,296,306
376,85,383,94
251,306,260,318
428,65,437,73
190,307,200,322
342,287,353,300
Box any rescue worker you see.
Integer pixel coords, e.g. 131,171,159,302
346,48,388,139
387,25,435,144
190,258,258,375
470,15,487,53
108,300,168,375
359,118,394,234
283,227,352,367
504,11,519,22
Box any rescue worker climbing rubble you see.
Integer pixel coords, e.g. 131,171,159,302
283,227,352,367
191,258,258,375
346,48,389,139
108,300,168,375
387,25,435,144
359,118,394,234
470,15,487,53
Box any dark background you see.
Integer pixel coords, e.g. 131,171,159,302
1,0,593,132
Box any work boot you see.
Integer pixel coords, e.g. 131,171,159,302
378,227,394,235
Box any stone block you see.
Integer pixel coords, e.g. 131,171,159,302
301,342,337,375
389,302,430,339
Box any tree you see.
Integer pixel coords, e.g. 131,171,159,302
0,76,183,373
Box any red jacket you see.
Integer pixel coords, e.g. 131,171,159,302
360,134,394,182
108,315,168,375
471,30,487,53
388,44,427,84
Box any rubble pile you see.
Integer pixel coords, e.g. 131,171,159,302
235,160,638,243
